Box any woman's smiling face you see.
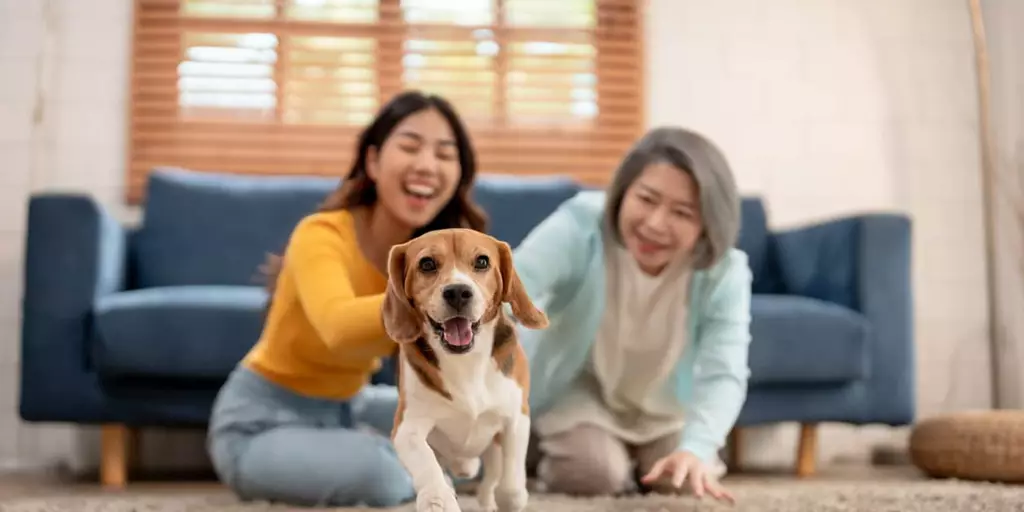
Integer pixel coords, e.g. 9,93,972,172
366,107,462,231
616,161,704,276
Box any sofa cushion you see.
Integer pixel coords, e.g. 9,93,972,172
92,285,268,379
747,295,870,385
472,174,581,248
134,167,337,288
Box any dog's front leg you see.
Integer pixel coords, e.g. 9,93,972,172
394,418,461,512
476,441,503,512
496,413,530,512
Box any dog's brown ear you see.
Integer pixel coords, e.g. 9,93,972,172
381,242,422,343
497,240,548,329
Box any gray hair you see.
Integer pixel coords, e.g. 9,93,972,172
604,126,741,269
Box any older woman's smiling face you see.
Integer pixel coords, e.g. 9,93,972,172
616,161,704,276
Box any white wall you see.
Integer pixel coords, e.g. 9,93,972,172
981,0,1024,410
647,0,991,466
0,0,993,473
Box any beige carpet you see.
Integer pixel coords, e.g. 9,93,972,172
3,479,1024,511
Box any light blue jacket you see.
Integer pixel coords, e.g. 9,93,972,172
511,191,753,463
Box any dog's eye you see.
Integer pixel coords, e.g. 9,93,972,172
418,257,437,273
474,255,489,270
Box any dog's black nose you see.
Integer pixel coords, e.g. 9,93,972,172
442,284,473,311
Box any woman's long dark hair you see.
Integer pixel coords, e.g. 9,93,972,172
261,91,489,305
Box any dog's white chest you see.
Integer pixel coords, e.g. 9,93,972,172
428,407,505,460
404,357,523,460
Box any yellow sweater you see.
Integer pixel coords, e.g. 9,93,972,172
243,209,396,400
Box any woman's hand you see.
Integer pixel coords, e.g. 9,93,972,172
640,450,735,504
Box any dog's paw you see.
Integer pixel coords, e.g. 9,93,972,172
416,482,461,512
476,488,497,512
447,457,481,479
495,486,528,512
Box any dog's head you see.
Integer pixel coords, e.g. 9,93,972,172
381,228,548,354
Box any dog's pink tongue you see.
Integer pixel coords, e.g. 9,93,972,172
443,318,473,346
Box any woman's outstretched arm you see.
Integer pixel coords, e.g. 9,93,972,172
510,193,597,308
678,250,754,463
286,216,390,355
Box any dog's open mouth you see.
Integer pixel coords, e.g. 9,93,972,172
428,315,479,354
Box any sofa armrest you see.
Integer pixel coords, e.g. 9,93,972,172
771,213,914,425
20,194,128,423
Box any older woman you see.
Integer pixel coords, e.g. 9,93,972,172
513,127,751,503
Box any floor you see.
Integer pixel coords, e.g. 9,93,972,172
4,464,1024,512
0,462,926,499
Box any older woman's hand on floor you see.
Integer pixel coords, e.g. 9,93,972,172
641,450,735,504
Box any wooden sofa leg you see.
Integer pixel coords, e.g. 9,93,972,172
727,428,742,472
796,423,818,477
101,424,131,489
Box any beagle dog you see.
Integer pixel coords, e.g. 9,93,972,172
381,228,548,512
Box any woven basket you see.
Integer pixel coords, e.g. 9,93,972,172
909,410,1024,483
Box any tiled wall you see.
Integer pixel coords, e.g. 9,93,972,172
0,0,993,472
0,0,206,472
0,0,49,470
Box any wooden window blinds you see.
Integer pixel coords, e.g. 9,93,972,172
127,0,645,203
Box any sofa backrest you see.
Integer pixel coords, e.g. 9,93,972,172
133,168,338,288
132,167,779,291
471,174,582,248
131,168,584,288
737,197,783,294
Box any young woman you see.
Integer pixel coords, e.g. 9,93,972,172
514,127,751,503
206,91,487,508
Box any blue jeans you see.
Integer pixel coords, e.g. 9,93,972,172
207,366,415,507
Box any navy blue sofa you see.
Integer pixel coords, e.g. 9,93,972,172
19,167,914,486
